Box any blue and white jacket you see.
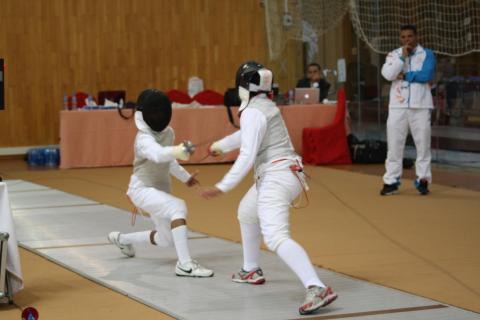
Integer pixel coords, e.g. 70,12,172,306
381,45,436,109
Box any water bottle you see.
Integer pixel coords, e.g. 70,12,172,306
288,89,294,105
71,93,77,110
43,148,60,167
27,148,45,167
63,93,68,110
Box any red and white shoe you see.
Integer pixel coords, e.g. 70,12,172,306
299,286,338,315
232,267,266,285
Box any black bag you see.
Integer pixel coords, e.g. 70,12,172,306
348,134,387,163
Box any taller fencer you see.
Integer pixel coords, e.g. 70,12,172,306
201,62,337,315
108,89,213,278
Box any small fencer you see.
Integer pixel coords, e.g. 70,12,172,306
108,89,213,278
380,24,436,196
201,62,337,315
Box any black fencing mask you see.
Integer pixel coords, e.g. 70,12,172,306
136,89,172,132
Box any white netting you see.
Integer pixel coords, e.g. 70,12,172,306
264,0,480,59
264,0,349,61
350,0,480,57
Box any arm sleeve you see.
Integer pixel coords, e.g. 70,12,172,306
215,109,267,193
404,49,436,83
136,133,176,163
169,160,191,183
320,80,330,101
296,78,309,88
215,130,241,153
381,51,405,81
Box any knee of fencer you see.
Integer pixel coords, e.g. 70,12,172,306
169,199,187,220
263,232,290,252
150,198,187,221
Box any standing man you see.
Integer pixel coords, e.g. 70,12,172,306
380,25,436,195
201,61,337,315
296,62,331,102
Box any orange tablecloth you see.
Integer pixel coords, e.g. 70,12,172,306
59,105,336,169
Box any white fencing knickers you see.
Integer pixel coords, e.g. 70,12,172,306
126,186,187,247
237,167,303,251
383,108,432,185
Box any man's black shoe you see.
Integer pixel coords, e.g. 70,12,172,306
416,179,429,195
380,183,399,196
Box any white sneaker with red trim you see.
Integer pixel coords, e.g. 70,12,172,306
232,267,266,285
299,286,338,315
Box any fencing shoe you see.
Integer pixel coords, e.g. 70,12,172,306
175,260,214,277
299,286,338,315
232,267,266,284
108,231,135,257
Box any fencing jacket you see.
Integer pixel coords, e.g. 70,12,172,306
215,94,298,193
381,45,436,109
129,111,191,193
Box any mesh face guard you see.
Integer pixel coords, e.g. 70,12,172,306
136,89,172,132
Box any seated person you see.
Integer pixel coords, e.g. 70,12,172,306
296,63,331,102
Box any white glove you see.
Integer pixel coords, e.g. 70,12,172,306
208,141,224,156
172,143,190,161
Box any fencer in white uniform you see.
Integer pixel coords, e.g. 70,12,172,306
381,24,436,196
108,89,213,278
201,61,337,315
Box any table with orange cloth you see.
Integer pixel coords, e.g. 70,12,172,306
59,104,336,169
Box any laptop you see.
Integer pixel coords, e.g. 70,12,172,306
294,88,319,104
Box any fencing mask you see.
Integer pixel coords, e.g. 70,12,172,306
235,61,273,112
136,89,172,132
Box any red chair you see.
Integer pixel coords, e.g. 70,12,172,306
302,87,352,165
167,89,193,104
97,90,126,105
193,90,224,105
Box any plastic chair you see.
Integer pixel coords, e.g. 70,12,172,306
97,90,126,106
193,90,224,105
166,89,193,104
302,87,352,165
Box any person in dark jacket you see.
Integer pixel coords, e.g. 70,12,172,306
296,63,331,102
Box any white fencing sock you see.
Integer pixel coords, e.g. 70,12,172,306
276,239,325,288
240,222,262,271
119,231,151,245
171,225,192,264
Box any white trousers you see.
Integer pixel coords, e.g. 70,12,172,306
237,168,302,251
126,186,187,247
383,108,432,185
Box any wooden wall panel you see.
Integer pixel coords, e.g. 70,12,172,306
0,0,269,147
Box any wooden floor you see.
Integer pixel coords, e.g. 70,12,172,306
1,158,479,319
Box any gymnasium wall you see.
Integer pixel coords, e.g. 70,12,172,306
0,0,268,147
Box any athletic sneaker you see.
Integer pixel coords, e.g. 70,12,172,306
108,231,135,258
299,286,338,315
175,260,214,278
380,183,399,196
415,178,429,195
232,267,266,284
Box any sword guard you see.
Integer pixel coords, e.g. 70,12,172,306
182,140,196,155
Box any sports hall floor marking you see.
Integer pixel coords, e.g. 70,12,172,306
292,304,448,319
30,235,210,251
9,203,100,210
